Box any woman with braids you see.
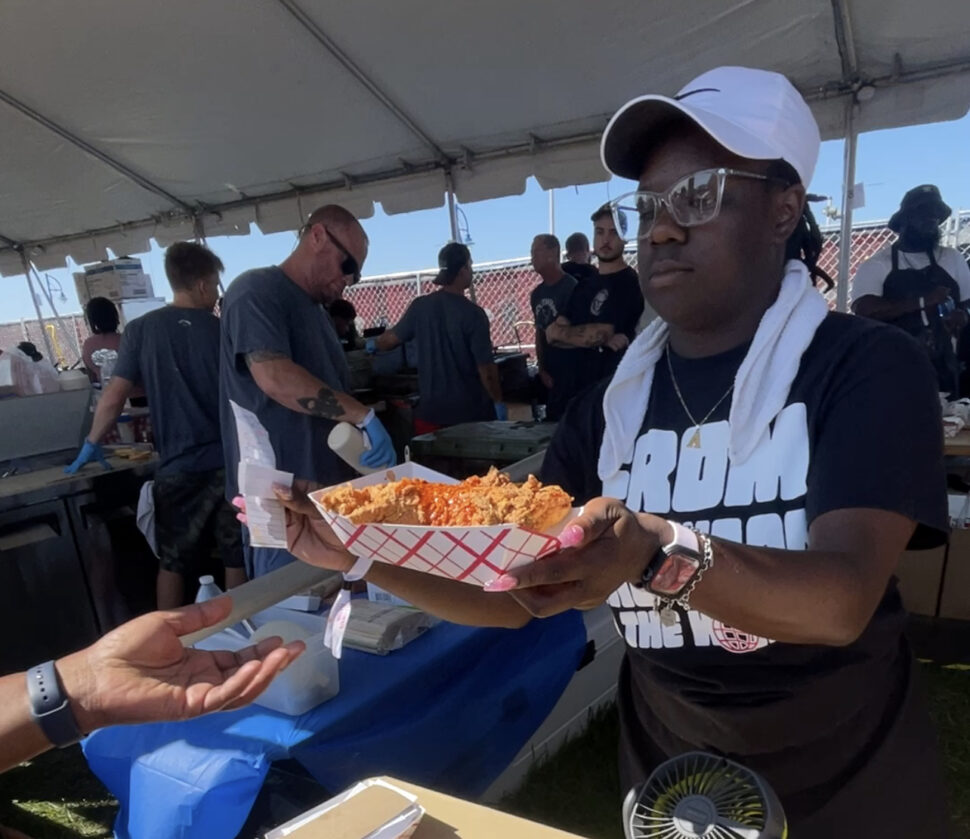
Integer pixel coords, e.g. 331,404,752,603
257,68,951,837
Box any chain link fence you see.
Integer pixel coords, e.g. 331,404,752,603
345,212,970,350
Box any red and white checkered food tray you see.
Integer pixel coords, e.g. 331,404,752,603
309,462,578,586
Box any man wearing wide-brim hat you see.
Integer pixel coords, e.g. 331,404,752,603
853,184,970,396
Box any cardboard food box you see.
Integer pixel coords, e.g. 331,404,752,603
309,462,576,586
264,776,586,839
263,778,423,839
76,258,154,305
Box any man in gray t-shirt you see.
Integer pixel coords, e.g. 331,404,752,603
368,243,504,432
67,242,245,609
220,204,395,577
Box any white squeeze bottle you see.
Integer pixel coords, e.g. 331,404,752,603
327,422,381,475
195,575,254,639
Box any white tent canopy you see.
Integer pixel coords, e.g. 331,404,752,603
1,0,969,277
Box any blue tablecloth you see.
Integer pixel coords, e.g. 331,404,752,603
83,611,586,839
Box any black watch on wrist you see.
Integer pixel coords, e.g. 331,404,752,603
636,521,703,597
26,660,82,748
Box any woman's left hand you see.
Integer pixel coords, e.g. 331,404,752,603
484,498,667,617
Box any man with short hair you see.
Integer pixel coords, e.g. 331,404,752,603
545,206,645,399
67,241,246,609
852,184,970,395
368,242,504,433
561,231,598,282
328,298,361,352
530,234,577,421
220,205,395,578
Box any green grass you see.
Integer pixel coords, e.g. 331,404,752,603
1,664,968,838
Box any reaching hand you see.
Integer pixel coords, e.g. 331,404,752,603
925,286,951,308
65,440,112,474
234,488,356,573
56,598,304,732
364,337,378,355
360,413,396,468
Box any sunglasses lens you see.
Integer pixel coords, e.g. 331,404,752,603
669,170,721,226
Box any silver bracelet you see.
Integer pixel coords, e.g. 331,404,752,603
656,531,714,611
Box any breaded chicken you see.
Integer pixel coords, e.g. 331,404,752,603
317,467,572,531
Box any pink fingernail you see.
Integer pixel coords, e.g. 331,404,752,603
236,513,247,524
559,524,584,548
231,496,244,509
483,575,517,592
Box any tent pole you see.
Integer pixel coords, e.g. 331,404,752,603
548,189,555,235
836,100,858,313
20,251,56,361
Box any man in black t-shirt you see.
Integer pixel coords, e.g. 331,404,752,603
530,234,578,421
560,231,598,283
263,68,952,838
546,206,645,401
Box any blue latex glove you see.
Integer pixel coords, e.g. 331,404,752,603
360,413,396,469
364,337,378,355
65,440,112,474
494,402,509,421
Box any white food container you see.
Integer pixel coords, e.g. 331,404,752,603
194,605,338,715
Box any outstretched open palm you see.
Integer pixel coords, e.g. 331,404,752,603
61,598,304,733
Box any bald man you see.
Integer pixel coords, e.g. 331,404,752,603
219,204,395,577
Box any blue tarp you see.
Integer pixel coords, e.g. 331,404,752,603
83,612,587,839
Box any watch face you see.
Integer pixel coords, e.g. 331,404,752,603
649,552,701,597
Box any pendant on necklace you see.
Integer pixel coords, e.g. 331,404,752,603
687,428,702,448
660,607,679,627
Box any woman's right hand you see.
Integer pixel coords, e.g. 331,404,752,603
232,483,355,572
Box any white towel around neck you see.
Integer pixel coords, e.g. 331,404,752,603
597,260,829,484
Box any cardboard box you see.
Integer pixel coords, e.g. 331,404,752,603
940,527,970,620
265,776,585,839
896,546,946,616
77,258,154,304
264,778,423,839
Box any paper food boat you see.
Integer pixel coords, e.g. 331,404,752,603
309,462,577,585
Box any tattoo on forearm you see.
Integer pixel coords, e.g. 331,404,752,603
296,386,345,419
245,350,288,368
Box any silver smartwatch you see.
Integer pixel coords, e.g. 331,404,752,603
27,660,82,747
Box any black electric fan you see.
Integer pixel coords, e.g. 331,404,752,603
622,751,787,839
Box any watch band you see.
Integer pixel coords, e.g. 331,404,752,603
27,660,81,748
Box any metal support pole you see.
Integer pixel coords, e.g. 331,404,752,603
20,251,55,361
548,189,555,235
446,185,459,242
836,100,858,313
32,266,82,363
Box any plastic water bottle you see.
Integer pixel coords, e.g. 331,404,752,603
195,575,253,639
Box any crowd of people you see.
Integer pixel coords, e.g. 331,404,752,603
7,62,964,838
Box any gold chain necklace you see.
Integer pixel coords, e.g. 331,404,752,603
664,345,735,449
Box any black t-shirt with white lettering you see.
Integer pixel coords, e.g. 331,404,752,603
541,312,950,836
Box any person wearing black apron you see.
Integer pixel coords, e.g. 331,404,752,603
853,185,970,397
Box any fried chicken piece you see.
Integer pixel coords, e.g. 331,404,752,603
317,467,572,531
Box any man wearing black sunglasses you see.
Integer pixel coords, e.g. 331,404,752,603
219,204,396,578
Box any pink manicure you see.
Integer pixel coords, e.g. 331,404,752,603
559,524,585,548
231,496,245,509
483,575,517,592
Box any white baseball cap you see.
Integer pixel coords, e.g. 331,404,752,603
601,66,820,186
